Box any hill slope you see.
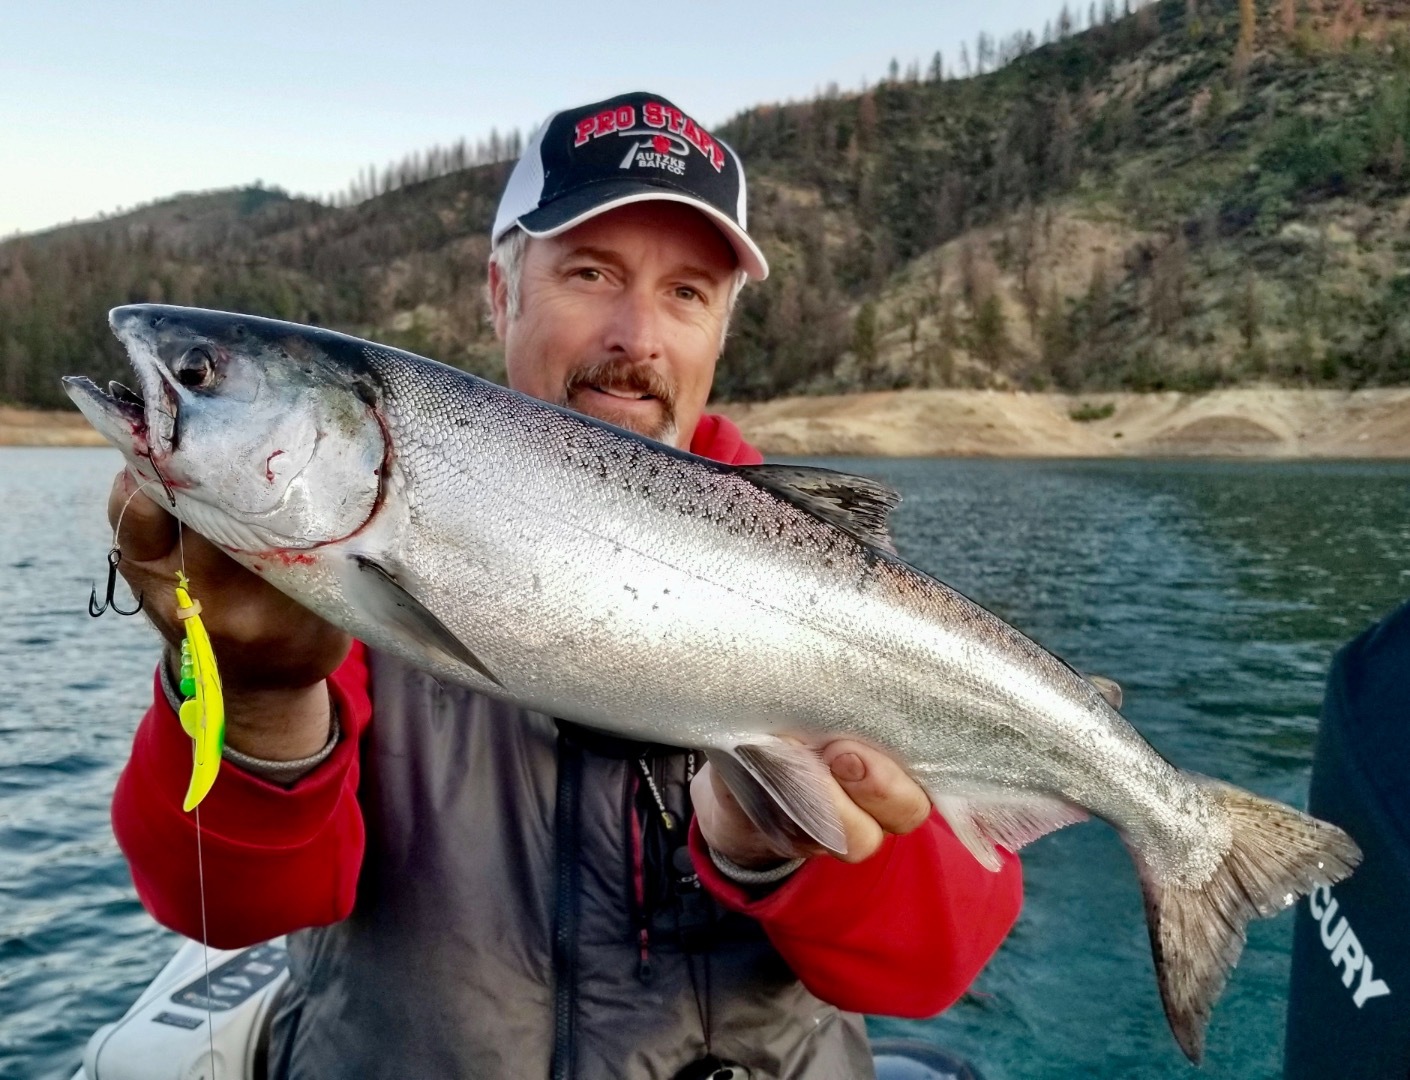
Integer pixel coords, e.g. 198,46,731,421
4,0,1410,410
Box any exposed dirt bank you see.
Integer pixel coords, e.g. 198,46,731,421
7,389,1410,458
0,407,105,447
715,388,1410,458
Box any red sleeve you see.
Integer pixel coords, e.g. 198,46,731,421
111,642,373,948
690,413,764,465
691,812,1022,1017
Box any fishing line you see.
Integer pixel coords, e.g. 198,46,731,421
111,477,163,545
175,517,216,1078
137,449,178,508
194,799,216,1076
102,475,220,1072
90,478,166,618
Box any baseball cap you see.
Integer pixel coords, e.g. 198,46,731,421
491,90,769,280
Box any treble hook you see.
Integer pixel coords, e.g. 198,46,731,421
89,547,144,617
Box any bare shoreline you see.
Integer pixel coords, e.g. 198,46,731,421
7,389,1410,458
716,388,1410,459
0,407,106,447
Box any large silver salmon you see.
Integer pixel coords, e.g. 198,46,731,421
66,305,1359,1062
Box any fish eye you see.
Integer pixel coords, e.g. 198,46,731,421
173,346,217,389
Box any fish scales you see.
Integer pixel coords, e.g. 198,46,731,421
368,341,1157,817
65,305,1361,1063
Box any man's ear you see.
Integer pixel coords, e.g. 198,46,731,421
488,260,510,341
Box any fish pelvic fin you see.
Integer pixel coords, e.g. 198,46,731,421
930,789,1090,872
725,739,848,857
706,749,806,854
1140,776,1361,1064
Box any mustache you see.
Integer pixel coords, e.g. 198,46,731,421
562,359,676,411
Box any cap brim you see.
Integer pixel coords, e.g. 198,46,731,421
517,180,769,281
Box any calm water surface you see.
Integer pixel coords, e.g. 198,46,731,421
1,448,1406,1079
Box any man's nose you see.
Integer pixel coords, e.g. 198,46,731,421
603,287,666,362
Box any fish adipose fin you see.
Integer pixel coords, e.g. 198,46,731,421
344,555,502,687
931,790,1090,872
722,739,848,856
737,464,901,554
1139,776,1361,1065
1084,674,1123,710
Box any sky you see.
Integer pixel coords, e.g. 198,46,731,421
2,0,1070,238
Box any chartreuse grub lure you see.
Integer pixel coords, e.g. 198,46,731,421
174,571,224,811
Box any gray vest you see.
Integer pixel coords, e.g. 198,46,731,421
268,650,875,1079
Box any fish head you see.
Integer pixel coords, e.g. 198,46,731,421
64,304,386,554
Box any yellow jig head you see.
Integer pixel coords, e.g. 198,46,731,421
174,571,225,811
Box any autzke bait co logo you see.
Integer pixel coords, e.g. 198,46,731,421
573,101,727,173
615,131,692,176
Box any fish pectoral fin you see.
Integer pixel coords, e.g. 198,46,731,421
342,555,501,687
736,464,901,554
726,739,848,857
1085,673,1124,710
930,790,1089,872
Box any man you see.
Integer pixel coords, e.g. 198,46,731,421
107,91,1022,1079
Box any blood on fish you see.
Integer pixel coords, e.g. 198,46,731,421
260,551,318,567
265,449,285,483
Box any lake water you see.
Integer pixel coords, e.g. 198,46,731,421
1,448,1407,1080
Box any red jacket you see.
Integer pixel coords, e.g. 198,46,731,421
112,414,1021,1019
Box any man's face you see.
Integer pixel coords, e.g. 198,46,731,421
490,201,738,448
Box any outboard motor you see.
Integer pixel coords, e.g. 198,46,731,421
1285,601,1410,1079
871,1037,984,1080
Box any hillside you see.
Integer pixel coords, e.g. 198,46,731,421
4,0,1410,410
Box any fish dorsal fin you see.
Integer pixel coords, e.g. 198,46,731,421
737,464,901,554
1085,674,1123,710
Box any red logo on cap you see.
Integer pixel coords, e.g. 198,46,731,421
652,135,671,155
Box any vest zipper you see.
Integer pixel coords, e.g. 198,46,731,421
551,730,583,1080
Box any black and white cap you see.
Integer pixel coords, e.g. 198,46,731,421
491,90,768,280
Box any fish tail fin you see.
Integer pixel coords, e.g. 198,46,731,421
1137,776,1361,1064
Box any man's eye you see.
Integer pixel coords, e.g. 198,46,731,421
674,286,703,302
574,268,602,282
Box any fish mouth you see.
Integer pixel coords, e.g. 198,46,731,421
64,306,185,464
63,375,152,453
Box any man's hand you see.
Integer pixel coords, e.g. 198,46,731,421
690,740,933,869
107,468,351,760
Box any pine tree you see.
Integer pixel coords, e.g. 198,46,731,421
853,302,880,383
1236,0,1257,72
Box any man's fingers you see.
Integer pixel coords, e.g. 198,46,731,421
106,470,177,561
823,740,933,838
696,742,933,869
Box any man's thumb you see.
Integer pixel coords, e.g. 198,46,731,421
106,469,178,561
